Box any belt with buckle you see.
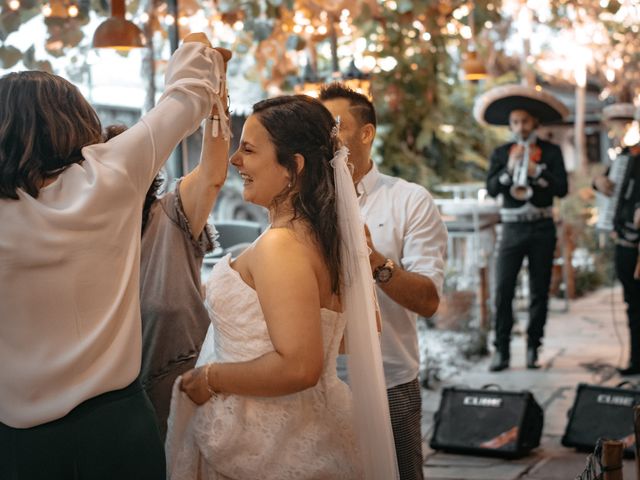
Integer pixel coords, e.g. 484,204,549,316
500,207,553,223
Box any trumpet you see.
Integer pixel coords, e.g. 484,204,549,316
510,136,533,201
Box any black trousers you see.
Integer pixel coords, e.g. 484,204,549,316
615,244,640,367
0,379,165,480
494,219,557,353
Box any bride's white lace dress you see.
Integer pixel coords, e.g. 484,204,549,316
166,254,363,479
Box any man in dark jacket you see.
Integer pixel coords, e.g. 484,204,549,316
474,85,569,371
593,103,640,375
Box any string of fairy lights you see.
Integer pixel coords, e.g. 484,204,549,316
2,0,639,105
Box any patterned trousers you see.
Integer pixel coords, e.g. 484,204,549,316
387,377,424,480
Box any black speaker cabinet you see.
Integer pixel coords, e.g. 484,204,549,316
430,386,543,458
562,382,640,457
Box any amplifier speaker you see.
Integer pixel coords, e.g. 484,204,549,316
430,385,543,458
562,382,640,457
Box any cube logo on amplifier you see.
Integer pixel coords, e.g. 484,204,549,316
562,382,640,457
463,396,504,407
430,386,543,458
596,393,635,407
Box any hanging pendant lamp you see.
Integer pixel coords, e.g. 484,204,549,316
93,0,145,50
462,51,488,81
462,0,488,82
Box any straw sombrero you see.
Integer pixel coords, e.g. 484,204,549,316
473,84,569,126
602,103,636,122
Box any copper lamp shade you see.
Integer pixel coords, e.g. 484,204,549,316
93,0,145,50
462,51,488,81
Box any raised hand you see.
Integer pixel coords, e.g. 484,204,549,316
183,32,232,72
183,32,212,46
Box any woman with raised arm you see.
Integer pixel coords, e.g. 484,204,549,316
102,105,231,443
140,74,231,440
0,35,228,479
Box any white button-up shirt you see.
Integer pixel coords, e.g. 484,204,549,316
358,163,447,389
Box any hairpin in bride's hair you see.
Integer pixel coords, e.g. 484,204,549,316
331,115,341,138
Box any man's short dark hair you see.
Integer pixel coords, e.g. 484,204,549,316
319,83,377,129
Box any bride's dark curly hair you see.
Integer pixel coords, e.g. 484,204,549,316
252,95,342,295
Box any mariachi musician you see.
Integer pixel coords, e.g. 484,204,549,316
593,103,640,376
474,84,569,372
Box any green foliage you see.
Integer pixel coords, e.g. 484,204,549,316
0,45,22,68
6,0,633,197
23,44,52,72
0,0,97,71
558,167,617,297
351,0,508,189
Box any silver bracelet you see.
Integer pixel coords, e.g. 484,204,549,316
205,363,217,397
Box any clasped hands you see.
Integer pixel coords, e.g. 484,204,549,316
183,33,232,116
507,145,537,177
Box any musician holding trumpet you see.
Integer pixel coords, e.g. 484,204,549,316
474,85,569,372
593,103,640,376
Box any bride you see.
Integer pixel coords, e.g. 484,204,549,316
166,95,398,479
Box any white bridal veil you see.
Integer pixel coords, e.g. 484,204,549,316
331,145,400,479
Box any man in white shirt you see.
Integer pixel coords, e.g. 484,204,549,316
321,84,447,480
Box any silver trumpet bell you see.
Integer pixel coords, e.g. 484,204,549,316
510,137,533,201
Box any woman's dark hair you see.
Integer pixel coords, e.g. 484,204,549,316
103,124,163,233
0,71,103,199
252,95,342,294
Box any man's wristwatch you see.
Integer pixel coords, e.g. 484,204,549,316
373,259,395,284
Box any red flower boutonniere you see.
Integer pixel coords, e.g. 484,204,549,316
530,145,542,164
630,145,640,156
509,144,542,163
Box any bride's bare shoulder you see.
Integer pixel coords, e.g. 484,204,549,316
252,227,319,265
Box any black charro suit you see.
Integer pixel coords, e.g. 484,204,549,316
595,145,640,371
486,138,568,357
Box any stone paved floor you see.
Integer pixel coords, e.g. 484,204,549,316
421,287,639,479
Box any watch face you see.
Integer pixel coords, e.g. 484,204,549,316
376,267,392,283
